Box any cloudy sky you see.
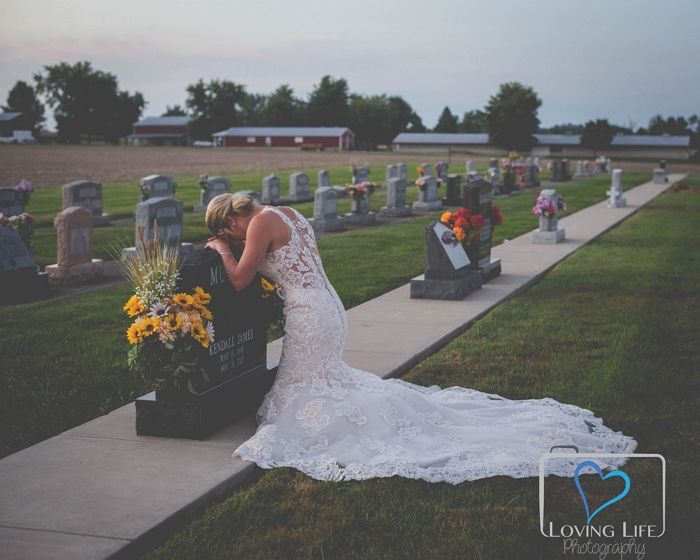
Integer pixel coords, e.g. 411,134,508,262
1,0,698,130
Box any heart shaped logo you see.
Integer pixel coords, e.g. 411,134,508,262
574,460,631,524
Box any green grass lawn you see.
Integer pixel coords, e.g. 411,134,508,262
0,172,650,459
137,176,700,559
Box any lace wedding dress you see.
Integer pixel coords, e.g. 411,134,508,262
232,206,638,484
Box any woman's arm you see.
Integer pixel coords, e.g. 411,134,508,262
207,214,273,291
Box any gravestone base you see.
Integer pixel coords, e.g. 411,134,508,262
410,270,483,300
607,197,627,208
412,200,443,213
122,243,194,262
442,196,462,206
479,258,502,282
343,211,376,225
0,267,50,304
532,228,566,244
135,365,275,439
379,205,412,218
308,216,345,233
653,169,667,184
283,194,314,203
45,259,105,285
92,213,111,227
332,186,348,198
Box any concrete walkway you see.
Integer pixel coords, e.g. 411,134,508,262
0,174,683,560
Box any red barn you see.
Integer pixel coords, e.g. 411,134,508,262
130,116,191,146
212,127,355,150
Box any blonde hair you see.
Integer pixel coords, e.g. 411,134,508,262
205,193,255,235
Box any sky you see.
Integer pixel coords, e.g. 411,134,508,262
1,0,698,131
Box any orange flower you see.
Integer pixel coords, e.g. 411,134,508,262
440,211,453,223
453,226,466,241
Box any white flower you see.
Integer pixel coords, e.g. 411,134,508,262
205,322,215,342
148,301,168,318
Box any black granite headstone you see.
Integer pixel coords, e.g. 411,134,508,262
0,188,25,217
462,178,501,282
0,228,49,304
410,220,482,300
442,174,462,206
134,248,275,439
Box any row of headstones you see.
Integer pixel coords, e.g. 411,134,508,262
413,166,633,302
573,158,613,178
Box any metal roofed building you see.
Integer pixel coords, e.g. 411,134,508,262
130,116,191,146
392,132,694,159
212,127,355,150
0,112,35,140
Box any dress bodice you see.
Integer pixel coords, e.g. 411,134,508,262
258,206,330,292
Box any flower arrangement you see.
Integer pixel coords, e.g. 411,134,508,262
0,211,35,251
532,192,566,218
346,181,377,199
416,166,425,177
440,208,486,246
16,179,33,204
115,226,215,395
435,162,449,177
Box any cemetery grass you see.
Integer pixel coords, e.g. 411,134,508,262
141,180,699,559
0,172,651,459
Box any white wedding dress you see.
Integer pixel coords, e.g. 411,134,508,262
232,206,638,484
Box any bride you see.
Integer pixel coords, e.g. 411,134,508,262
204,193,637,484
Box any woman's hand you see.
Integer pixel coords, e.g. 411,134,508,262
204,236,231,254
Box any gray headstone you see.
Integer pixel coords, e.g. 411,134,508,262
140,175,176,200
412,176,442,212
532,188,566,243
134,197,184,251
397,163,407,180
262,175,281,204
420,163,433,177
62,180,103,216
289,172,310,199
353,166,370,184
0,188,25,217
234,190,262,203
318,169,330,188
380,178,411,218
198,176,230,209
309,187,344,232
466,160,476,174
385,164,399,183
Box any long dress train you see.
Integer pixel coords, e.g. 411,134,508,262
232,206,637,484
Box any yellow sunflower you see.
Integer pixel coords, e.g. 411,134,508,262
190,321,209,348
123,295,145,318
199,307,213,321
193,286,212,306
126,322,142,344
173,292,194,307
138,317,160,338
163,313,183,333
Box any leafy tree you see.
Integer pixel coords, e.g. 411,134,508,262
347,94,422,147
185,79,247,139
434,106,458,133
2,81,45,133
261,85,304,126
580,119,615,156
306,75,350,126
485,82,542,151
539,122,584,134
238,93,268,126
646,114,694,135
34,61,145,143
163,105,187,116
459,109,488,133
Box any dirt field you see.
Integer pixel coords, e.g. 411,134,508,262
1,144,697,187
0,145,449,187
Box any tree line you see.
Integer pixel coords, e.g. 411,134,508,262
3,60,698,151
